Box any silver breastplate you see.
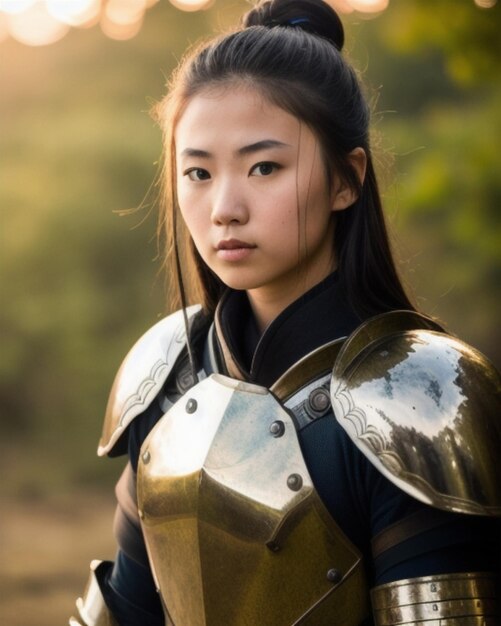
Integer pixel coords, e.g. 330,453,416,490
137,374,369,626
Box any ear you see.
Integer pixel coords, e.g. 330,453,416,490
331,147,367,212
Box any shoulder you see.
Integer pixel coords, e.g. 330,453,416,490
98,305,202,457
330,310,501,517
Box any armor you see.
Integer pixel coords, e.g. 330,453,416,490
138,374,370,626
99,305,201,457
330,311,501,515
73,309,501,625
70,561,117,626
371,572,500,625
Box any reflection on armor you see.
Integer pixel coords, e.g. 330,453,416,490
98,306,201,456
331,312,501,515
371,571,501,625
70,561,117,626
138,374,370,626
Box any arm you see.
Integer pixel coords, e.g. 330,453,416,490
70,462,165,626
370,509,500,624
70,309,202,626
328,312,501,623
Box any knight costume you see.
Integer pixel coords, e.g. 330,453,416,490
70,272,501,626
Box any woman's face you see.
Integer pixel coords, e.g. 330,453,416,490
174,85,352,318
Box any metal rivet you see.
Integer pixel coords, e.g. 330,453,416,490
266,541,281,553
269,420,285,437
305,387,331,420
287,473,303,491
186,398,198,413
326,568,342,583
142,451,151,464
309,388,330,413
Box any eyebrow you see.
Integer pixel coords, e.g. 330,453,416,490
238,139,291,156
179,139,291,159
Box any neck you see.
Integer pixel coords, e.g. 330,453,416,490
247,264,337,334
214,268,363,387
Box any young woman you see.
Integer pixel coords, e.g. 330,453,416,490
71,1,501,624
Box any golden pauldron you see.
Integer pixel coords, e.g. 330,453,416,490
371,571,500,625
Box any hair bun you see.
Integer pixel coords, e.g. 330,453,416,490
243,0,344,51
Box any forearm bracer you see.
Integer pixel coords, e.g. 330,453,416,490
371,571,500,625
69,561,117,626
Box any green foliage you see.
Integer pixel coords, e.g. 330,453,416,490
345,0,501,363
0,1,213,491
375,0,501,85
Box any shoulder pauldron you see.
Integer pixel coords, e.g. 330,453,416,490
98,305,201,456
330,310,501,516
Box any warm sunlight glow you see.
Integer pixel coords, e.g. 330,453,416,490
326,0,355,14
474,0,497,7
328,0,389,12
12,0,498,49
47,0,101,27
105,0,146,25
0,0,35,15
5,0,464,47
0,12,8,42
101,12,143,40
169,0,213,12
7,2,69,46
347,0,389,12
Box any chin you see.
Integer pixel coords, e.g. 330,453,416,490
215,270,262,293
219,277,255,292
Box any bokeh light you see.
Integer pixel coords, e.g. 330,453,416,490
105,0,146,24
0,11,8,42
46,0,101,28
0,0,497,46
169,0,213,11
347,0,389,12
101,13,143,40
474,0,497,7
0,0,36,15
6,1,69,46
327,0,355,14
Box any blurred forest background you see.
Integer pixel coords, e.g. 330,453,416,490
1,0,500,624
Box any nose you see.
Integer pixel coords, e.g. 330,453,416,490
210,178,249,226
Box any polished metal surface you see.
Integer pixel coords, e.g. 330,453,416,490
271,338,345,402
331,314,501,515
371,571,500,625
333,310,444,381
138,374,370,626
70,561,117,626
98,305,201,456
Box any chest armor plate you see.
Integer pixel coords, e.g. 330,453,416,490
137,374,369,626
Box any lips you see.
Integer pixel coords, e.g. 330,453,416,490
217,239,256,250
215,239,256,262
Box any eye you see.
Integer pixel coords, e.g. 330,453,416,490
184,168,211,181
250,162,280,177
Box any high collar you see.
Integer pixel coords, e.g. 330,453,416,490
214,272,363,388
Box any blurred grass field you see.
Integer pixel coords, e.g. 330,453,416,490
1,490,116,626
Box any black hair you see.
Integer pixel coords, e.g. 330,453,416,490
157,0,415,317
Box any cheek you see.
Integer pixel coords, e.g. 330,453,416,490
177,189,204,236
181,210,203,244
260,183,297,225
